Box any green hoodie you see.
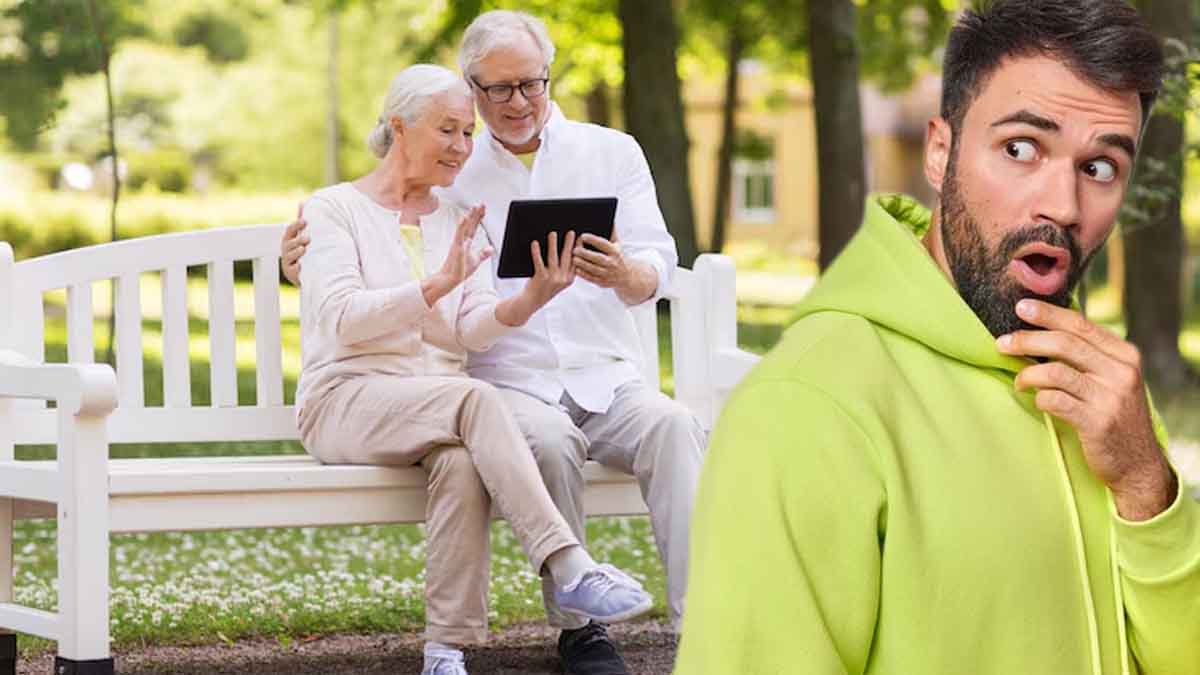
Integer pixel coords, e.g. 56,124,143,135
676,195,1200,675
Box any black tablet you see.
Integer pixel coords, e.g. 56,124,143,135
497,197,618,278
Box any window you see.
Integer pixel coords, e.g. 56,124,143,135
732,159,776,224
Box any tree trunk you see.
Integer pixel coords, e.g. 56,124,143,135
325,9,341,186
585,84,611,127
808,0,866,271
618,0,700,267
710,28,744,254
1125,0,1197,391
85,0,119,366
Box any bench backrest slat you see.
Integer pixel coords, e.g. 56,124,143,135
252,256,284,407
115,274,145,408
632,301,660,389
161,266,192,408
66,284,94,364
207,260,238,408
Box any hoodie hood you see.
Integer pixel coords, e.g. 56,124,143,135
793,193,1030,375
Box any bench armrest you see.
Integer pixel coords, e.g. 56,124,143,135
0,350,117,417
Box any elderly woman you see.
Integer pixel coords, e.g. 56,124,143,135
295,64,650,675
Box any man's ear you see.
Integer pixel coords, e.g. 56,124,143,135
390,116,405,138
924,116,952,195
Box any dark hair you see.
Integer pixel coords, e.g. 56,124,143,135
941,0,1164,135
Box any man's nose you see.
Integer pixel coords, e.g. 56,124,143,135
1033,160,1081,228
507,88,530,108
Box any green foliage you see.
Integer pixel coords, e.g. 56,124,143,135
126,146,193,192
0,0,146,149
733,129,774,161
685,0,952,92
1120,39,1200,233
0,189,302,258
173,10,250,63
856,0,955,92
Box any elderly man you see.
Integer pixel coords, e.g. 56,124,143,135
679,1,1200,673
283,11,704,674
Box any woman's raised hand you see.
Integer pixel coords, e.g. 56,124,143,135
422,204,493,306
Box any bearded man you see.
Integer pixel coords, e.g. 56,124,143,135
677,1,1200,673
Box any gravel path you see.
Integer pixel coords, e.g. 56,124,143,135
17,620,677,674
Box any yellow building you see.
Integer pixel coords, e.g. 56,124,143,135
683,66,941,260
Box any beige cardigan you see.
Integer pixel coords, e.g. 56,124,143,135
295,182,510,415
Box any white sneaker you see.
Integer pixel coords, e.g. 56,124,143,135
421,646,467,675
554,563,653,623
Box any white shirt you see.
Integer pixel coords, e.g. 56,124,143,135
444,103,678,413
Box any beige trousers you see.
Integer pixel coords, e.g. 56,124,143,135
499,381,706,633
298,374,579,645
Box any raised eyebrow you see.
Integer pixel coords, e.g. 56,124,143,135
1096,133,1136,160
991,110,1060,132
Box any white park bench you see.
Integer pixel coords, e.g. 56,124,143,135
0,226,760,673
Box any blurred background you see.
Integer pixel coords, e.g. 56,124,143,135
0,0,1196,396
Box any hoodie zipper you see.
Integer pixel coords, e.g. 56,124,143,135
1043,413,1131,675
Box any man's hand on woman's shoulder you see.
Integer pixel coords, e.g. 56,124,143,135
281,203,309,286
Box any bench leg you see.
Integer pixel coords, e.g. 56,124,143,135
0,634,14,675
53,656,114,674
56,414,112,671
0,402,15,675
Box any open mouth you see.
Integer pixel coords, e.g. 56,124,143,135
437,160,461,169
1007,242,1071,297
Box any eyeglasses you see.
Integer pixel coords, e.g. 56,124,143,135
469,75,549,104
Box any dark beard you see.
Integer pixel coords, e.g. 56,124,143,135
939,158,1091,338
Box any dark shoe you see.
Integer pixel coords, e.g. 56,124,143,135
558,621,630,675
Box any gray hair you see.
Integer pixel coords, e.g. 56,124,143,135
457,10,556,79
366,64,471,158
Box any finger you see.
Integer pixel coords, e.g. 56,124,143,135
546,232,560,274
1014,361,1094,401
531,240,547,277
573,247,611,266
997,329,1114,376
574,258,609,279
579,233,619,255
290,203,306,230
1015,300,1133,364
283,235,310,255
283,247,303,266
456,205,485,243
561,231,577,271
1033,388,1092,432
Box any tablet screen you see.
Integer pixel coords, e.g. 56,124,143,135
497,197,618,278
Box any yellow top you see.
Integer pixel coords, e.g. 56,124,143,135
397,224,425,279
517,151,536,170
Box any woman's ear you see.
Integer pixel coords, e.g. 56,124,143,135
390,116,405,139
